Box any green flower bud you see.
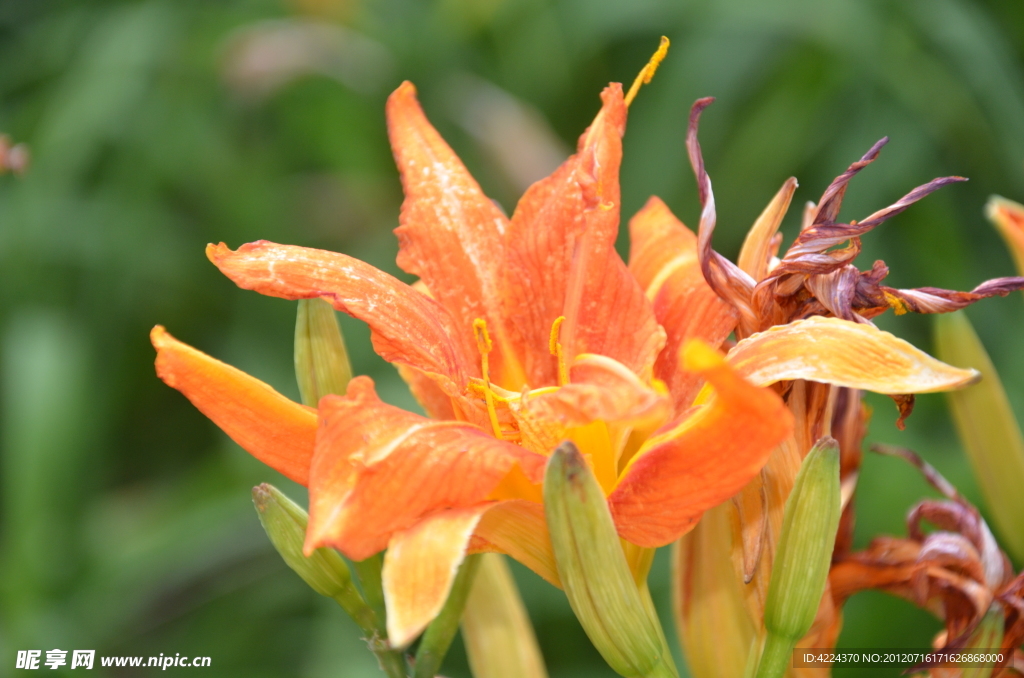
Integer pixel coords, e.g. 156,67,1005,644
294,298,352,407
756,437,840,678
544,442,678,678
252,483,375,632
935,311,1024,562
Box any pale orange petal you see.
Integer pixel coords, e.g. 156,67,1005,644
471,499,560,588
387,83,524,388
737,177,797,282
726,316,980,393
383,505,487,647
627,197,737,410
608,342,792,547
305,377,545,560
208,241,474,392
503,84,664,386
151,326,316,485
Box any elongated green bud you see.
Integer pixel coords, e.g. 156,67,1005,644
294,298,352,407
462,553,549,678
935,311,1024,562
544,442,678,678
756,437,840,678
252,484,375,631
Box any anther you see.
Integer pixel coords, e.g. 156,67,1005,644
473,318,504,439
549,316,569,386
624,36,670,108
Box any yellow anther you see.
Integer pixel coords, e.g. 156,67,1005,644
549,316,569,386
624,36,670,107
473,318,504,440
883,291,910,316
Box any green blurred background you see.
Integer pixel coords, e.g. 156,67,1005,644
1,0,1023,675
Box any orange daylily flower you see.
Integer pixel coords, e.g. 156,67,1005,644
152,78,979,648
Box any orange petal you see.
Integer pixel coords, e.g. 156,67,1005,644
304,376,545,561
387,83,524,388
471,499,560,588
151,326,316,485
987,196,1024,277
383,505,487,647
628,197,737,410
608,341,792,547
503,84,664,386
208,241,473,391
726,316,980,393
628,195,697,289
395,363,456,420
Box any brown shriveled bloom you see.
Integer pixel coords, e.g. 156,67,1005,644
674,97,1024,678
830,447,1024,677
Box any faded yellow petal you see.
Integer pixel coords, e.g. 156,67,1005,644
727,316,979,393
472,500,560,588
382,505,487,648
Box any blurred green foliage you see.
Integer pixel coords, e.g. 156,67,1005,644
1,0,1023,676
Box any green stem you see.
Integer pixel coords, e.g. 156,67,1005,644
365,638,408,678
354,553,388,626
413,555,482,678
755,632,794,678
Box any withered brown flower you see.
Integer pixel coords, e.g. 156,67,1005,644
830,446,1024,677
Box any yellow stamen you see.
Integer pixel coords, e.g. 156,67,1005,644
549,316,569,386
624,36,670,107
883,291,910,316
473,318,504,440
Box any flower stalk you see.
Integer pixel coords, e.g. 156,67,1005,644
412,554,482,678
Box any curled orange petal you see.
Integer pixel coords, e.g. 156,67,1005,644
151,326,316,485
727,316,980,393
608,341,792,547
305,376,545,561
387,82,524,388
383,505,487,647
208,241,473,391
